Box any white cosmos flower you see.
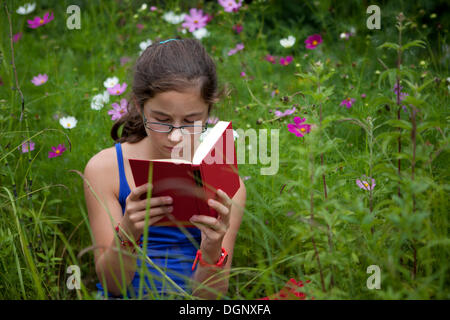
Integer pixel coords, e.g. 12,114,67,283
103,76,119,89
280,35,296,48
59,116,78,129
90,91,110,110
139,4,147,12
16,2,36,15
163,11,186,24
139,39,153,55
193,28,210,40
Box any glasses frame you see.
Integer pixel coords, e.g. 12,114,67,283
143,116,208,135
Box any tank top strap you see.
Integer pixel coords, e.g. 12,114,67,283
115,143,131,214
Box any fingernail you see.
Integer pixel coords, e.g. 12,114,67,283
208,199,214,206
190,215,198,221
166,197,173,203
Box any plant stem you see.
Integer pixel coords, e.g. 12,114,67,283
318,80,334,288
411,106,417,279
309,152,326,292
395,14,404,199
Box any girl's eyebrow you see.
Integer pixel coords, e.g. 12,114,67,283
150,110,204,117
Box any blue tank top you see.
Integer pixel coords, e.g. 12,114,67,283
95,143,202,299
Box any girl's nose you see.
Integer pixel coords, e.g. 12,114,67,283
168,127,183,143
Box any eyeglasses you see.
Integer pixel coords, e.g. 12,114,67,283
143,116,208,135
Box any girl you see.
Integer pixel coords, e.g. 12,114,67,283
83,38,246,299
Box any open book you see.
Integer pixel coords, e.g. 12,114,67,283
129,121,240,227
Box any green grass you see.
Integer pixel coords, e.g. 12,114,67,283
0,0,448,299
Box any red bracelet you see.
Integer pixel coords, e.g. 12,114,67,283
115,223,142,248
192,247,228,271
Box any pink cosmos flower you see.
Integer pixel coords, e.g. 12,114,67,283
356,177,376,191
48,144,66,158
240,71,246,77
287,117,311,138
340,97,355,109
108,99,128,120
279,56,293,66
207,116,219,125
182,8,208,32
27,12,54,29
19,140,35,153
228,43,244,56
150,6,157,11
233,24,243,34
275,107,296,117
305,34,322,50
265,54,276,64
120,56,131,66
361,93,366,99
205,13,214,24
218,0,243,13
31,74,48,86
107,83,127,96
13,32,22,43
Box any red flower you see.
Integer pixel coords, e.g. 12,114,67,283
257,278,314,300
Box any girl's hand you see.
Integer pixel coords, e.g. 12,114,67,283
120,183,174,241
189,189,233,264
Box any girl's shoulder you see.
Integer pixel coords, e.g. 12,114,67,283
86,145,117,170
84,145,121,197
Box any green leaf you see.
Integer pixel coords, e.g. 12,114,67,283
401,40,426,51
378,42,400,51
385,119,412,130
370,96,395,107
402,95,425,107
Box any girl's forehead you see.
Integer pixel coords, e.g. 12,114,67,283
143,90,208,115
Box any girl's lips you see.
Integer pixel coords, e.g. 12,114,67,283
166,146,182,151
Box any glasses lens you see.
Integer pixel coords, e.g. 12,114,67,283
181,125,206,135
147,122,172,132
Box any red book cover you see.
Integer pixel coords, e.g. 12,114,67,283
129,121,240,227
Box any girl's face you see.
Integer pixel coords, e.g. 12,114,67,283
142,87,209,161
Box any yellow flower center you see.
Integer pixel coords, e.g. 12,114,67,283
194,20,198,24
312,40,317,45
300,128,306,132
116,90,120,94
67,123,71,128
56,150,60,154
39,19,44,24
41,79,45,83
364,182,369,187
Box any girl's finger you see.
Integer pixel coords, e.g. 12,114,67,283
190,215,226,233
190,221,221,241
128,206,171,223
216,189,232,208
208,198,230,220
138,196,173,210
129,182,152,202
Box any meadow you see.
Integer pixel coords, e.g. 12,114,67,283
0,0,448,300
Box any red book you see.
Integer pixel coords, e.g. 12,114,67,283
129,121,240,227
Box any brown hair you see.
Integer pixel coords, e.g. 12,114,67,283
111,38,222,144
